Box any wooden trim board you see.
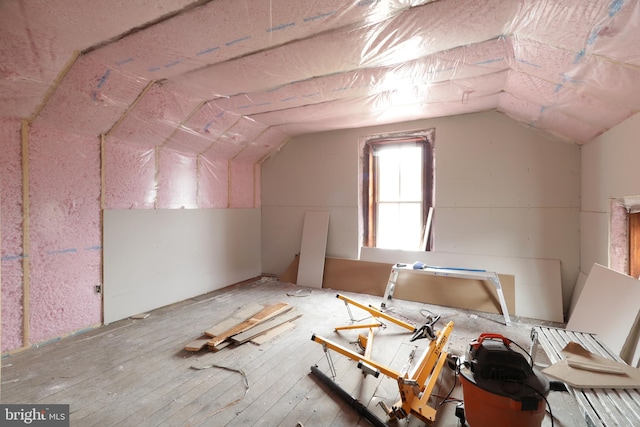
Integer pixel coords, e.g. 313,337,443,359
251,322,296,345
230,309,301,344
207,303,290,348
184,336,210,352
204,303,264,337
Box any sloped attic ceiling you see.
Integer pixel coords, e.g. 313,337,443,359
1,0,639,164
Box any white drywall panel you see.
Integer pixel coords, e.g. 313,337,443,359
261,206,359,276
437,112,581,209
582,113,640,213
104,208,261,324
261,130,358,208
297,211,330,288
567,263,640,361
434,206,579,310
261,111,579,318
579,211,609,276
360,247,563,322
579,114,640,310
568,270,588,319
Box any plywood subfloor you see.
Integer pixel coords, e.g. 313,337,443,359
1,279,584,427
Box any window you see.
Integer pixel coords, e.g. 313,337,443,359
361,130,434,250
609,196,640,277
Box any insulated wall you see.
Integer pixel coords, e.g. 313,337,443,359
262,111,581,318
0,119,24,350
1,120,262,353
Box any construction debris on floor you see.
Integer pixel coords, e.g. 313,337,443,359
183,302,302,352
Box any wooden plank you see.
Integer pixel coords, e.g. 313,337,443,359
250,322,296,345
230,309,301,344
204,302,264,337
297,211,329,288
207,303,290,348
21,120,30,346
184,336,210,352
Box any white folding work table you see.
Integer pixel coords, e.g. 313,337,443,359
381,262,512,326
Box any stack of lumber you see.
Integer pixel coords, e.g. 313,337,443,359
184,302,301,352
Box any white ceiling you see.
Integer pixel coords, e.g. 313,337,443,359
1,0,638,163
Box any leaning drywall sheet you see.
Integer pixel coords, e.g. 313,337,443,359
103,208,261,324
321,257,515,315
566,263,640,361
568,270,588,320
360,247,563,322
296,211,330,288
393,270,515,315
322,257,393,295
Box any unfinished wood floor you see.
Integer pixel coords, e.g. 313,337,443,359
2,279,585,426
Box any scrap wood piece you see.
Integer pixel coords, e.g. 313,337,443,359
131,313,150,319
251,322,296,345
204,302,264,338
542,341,640,388
207,302,291,348
210,340,231,352
185,335,210,352
230,309,301,344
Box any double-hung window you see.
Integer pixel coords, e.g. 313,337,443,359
362,130,434,250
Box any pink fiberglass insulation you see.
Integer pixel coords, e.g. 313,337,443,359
226,117,268,147
156,148,198,209
0,2,75,118
108,81,203,147
572,54,640,111
165,126,218,155
33,55,150,136
553,92,632,131
498,92,544,125
250,83,502,132
234,143,274,164
230,161,256,208
590,0,640,66
177,0,516,98
505,70,633,130
28,124,101,345
208,39,510,120
202,135,245,160
104,138,157,209
101,0,429,82
0,0,195,120
233,126,289,164
510,0,611,53
165,102,243,155
198,155,229,208
536,109,603,143
609,200,629,275
1,119,25,351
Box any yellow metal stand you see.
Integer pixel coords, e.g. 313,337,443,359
311,294,454,425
